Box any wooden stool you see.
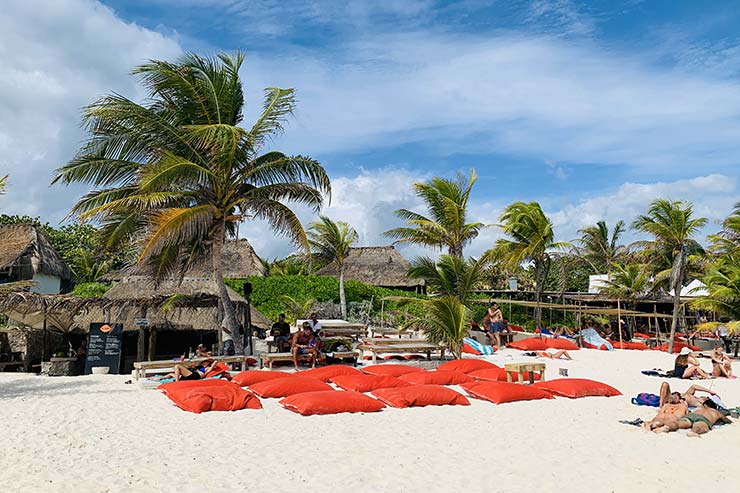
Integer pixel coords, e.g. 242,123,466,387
504,362,546,384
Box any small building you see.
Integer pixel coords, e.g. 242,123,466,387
314,246,425,292
0,224,73,294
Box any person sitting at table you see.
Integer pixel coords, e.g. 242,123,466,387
195,343,211,358
307,313,323,336
673,347,710,379
271,313,292,350
711,345,735,378
292,323,320,370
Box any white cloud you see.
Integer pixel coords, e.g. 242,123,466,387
0,0,181,222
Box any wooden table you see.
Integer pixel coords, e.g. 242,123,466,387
504,362,546,384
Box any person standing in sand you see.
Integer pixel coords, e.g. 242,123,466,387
487,302,504,347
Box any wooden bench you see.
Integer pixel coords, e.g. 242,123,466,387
504,362,546,384
358,339,446,364
368,327,413,338
0,361,25,372
132,355,250,380
259,351,358,369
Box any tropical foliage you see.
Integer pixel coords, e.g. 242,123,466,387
633,199,707,352
384,169,484,257
308,215,358,318
404,295,470,358
576,220,627,274
52,53,330,350
407,254,488,306
599,263,652,303
489,201,569,327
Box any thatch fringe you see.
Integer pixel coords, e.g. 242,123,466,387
314,246,424,289
0,224,72,281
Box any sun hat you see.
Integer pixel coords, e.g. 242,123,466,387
679,347,692,355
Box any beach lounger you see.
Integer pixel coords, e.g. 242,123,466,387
259,351,358,369
358,339,446,364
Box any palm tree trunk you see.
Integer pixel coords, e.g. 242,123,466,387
667,249,687,354
213,221,241,353
534,261,543,328
339,263,347,319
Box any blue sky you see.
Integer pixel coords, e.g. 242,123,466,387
1,0,739,260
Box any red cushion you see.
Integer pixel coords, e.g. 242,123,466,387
158,378,233,394
297,365,362,382
633,332,652,339
461,381,553,404
532,378,621,398
362,364,425,377
462,343,481,355
404,354,426,360
280,390,385,415
372,385,470,408
161,381,262,413
246,357,258,366
468,367,507,382
330,374,411,392
437,359,499,374
582,341,609,350
507,338,548,351
249,377,333,398
399,370,473,385
545,338,579,351
609,340,649,350
232,371,294,387
204,362,230,378
655,342,701,354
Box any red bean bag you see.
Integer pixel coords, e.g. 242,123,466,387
461,381,553,404
507,338,548,351
362,364,425,377
532,378,621,398
399,370,473,385
205,362,231,378
372,385,470,408
633,332,653,339
158,378,234,394
655,342,701,354
609,340,649,350
298,365,362,382
249,377,333,398
232,370,294,387
330,374,411,392
462,343,481,355
437,359,499,374
582,341,609,350
279,390,385,415
468,367,507,382
246,357,258,366
404,354,426,360
161,380,262,413
545,338,579,351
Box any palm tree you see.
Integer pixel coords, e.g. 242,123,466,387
577,220,626,275
405,295,470,359
407,254,488,306
279,294,317,325
489,201,568,327
599,263,652,305
708,202,740,256
693,257,740,320
52,53,331,351
308,215,358,319
633,199,707,353
0,175,7,194
384,170,484,257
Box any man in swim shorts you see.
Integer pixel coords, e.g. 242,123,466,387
292,323,320,370
661,399,732,437
643,387,689,432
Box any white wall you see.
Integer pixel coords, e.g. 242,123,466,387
588,274,609,294
31,274,61,294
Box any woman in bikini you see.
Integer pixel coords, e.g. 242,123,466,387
156,359,218,382
673,348,709,379
711,345,734,378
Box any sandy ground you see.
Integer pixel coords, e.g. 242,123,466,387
1,348,738,493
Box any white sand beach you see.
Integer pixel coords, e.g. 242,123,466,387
1,348,738,493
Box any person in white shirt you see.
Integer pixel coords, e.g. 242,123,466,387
307,313,323,336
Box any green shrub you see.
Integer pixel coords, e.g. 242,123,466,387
71,282,110,297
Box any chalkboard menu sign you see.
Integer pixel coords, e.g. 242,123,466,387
84,323,123,375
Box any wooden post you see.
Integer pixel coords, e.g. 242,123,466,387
617,299,623,348
148,327,156,361
136,306,146,362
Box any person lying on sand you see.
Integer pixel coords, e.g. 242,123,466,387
643,383,690,432
655,399,732,437
659,381,723,410
711,345,735,378
673,348,710,379
537,350,572,360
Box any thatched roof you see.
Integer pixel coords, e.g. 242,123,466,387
100,238,266,282
314,246,424,289
0,224,72,281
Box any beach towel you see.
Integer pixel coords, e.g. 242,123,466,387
581,328,613,351
462,337,495,355
641,369,674,378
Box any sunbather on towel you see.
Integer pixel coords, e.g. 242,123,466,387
537,350,573,360
659,382,723,410
656,399,732,437
155,359,219,382
643,390,689,432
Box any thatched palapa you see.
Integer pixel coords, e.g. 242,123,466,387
0,224,73,293
314,246,424,290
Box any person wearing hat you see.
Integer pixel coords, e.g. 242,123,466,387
674,347,710,379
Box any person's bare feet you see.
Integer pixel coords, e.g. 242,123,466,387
653,425,670,433
687,431,702,438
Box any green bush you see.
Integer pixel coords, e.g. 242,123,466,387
225,275,424,323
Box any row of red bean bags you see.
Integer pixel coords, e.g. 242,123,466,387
608,340,650,350
362,364,424,377
437,359,499,373
280,391,386,416
399,370,472,385
545,338,580,350
468,367,541,382
532,379,621,398
372,385,470,408
159,379,262,413
331,374,411,392
250,377,333,398
461,378,621,404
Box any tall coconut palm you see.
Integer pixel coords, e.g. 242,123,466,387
52,53,331,351
407,254,488,306
633,199,707,353
599,263,652,305
708,202,740,256
489,201,569,327
577,220,626,275
384,169,484,257
308,215,358,319
692,257,740,320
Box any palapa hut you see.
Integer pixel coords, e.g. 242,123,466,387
314,246,425,292
0,224,73,294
